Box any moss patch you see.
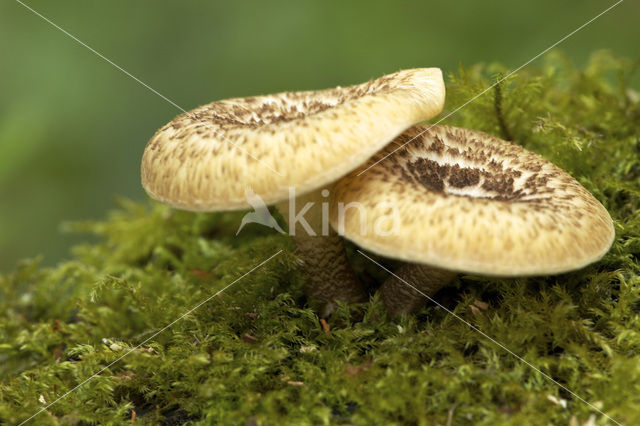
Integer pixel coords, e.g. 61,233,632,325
2,51,640,425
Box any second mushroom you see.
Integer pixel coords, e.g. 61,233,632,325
330,125,615,316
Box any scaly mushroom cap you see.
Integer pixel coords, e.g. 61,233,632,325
141,68,445,211
330,125,615,276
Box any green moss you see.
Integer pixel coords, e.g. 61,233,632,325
2,50,640,425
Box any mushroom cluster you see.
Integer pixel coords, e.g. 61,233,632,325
141,69,614,318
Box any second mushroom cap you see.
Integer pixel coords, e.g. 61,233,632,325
330,125,615,276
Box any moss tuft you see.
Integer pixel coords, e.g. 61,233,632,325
2,51,640,425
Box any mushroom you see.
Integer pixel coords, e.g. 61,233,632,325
141,69,445,316
330,125,615,316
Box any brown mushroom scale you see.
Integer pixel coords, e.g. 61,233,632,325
166,76,406,132
156,89,372,135
398,129,559,203
141,69,446,317
330,125,614,316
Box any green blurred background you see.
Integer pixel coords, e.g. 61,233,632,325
0,0,638,271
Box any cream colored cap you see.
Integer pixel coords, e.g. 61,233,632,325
141,68,445,211
330,125,615,276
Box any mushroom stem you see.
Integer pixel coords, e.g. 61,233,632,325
277,189,367,317
380,264,457,316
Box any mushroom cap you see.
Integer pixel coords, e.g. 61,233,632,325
141,68,445,211
330,125,615,276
